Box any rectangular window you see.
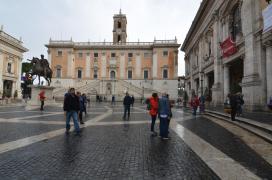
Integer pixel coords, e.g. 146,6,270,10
78,52,83,58
94,70,98,79
144,70,148,79
128,70,132,79
57,51,62,56
144,52,152,58
86,52,90,56
94,53,98,57
163,51,168,57
56,68,61,78
111,53,116,58
163,69,168,79
128,53,133,57
78,70,82,79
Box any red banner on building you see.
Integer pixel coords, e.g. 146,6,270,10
220,37,238,58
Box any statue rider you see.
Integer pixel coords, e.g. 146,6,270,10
40,54,49,76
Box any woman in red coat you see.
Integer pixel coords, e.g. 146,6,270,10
149,93,159,136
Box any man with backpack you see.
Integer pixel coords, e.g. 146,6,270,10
123,92,132,120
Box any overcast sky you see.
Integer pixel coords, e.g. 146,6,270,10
0,0,201,76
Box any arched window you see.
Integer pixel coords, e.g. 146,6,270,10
94,69,98,79
56,68,61,78
230,5,242,41
118,35,121,43
78,69,82,79
110,71,116,79
118,21,121,28
7,63,12,73
163,69,168,79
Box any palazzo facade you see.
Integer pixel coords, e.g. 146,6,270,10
47,11,180,100
0,26,28,99
182,0,272,111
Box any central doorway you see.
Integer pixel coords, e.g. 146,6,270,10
3,80,13,98
110,71,116,79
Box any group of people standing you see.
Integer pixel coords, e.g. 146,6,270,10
147,93,172,140
63,88,87,136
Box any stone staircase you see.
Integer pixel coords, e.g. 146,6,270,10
204,110,272,144
53,80,99,100
118,80,161,97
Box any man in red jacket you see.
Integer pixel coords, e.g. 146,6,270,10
38,90,46,111
190,94,200,116
149,93,159,136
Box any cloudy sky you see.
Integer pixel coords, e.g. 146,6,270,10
0,0,201,75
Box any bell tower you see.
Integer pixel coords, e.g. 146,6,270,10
113,9,127,44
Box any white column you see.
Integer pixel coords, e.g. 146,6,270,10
266,46,272,103
136,53,141,78
16,58,22,98
152,52,158,78
67,52,72,77
0,52,3,93
120,53,125,79
223,65,230,99
86,55,90,78
101,55,106,78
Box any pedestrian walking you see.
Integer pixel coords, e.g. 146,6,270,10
229,93,238,121
123,92,132,120
63,88,81,136
149,93,159,136
38,90,46,111
131,95,135,107
82,93,87,115
111,95,115,105
199,95,205,113
190,94,199,116
77,92,85,125
166,94,173,134
236,93,244,117
158,93,171,140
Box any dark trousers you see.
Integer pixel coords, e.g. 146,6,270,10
123,105,130,119
40,100,44,111
159,117,168,138
231,107,236,121
151,115,157,132
192,107,197,115
79,111,83,123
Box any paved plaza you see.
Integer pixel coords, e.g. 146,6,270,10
0,103,272,180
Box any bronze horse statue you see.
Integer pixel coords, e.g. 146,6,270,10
28,56,52,86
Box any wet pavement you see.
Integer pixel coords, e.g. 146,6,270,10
0,103,271,179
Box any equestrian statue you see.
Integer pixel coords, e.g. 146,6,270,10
28,55,52,86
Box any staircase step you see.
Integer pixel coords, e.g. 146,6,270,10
204,112,272,144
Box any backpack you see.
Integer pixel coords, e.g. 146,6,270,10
146,98,151,110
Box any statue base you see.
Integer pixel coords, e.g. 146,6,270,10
26,85,57,108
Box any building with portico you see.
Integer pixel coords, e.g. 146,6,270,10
47,11,180,100
181,0,272,111
0,25,28,99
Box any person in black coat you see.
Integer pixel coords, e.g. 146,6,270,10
123,93,132,120
63,88,81,135
229,94,238,121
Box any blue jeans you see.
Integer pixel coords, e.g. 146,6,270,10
66,111,80,133
159,116,168,138
192,107,197,115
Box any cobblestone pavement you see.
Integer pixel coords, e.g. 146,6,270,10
0,103,271,179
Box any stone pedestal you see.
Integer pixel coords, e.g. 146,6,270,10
27,85,56,106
